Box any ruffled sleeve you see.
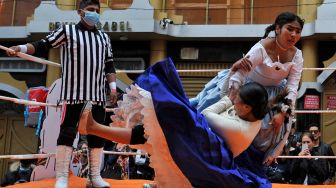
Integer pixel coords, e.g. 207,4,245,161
286,49,303,104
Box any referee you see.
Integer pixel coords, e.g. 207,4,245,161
7,1,116,188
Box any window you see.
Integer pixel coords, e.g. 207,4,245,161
0,57,46,72
114,57,145,71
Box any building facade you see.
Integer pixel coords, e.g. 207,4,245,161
0,0,335,182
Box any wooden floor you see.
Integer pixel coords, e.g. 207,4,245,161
5,175,335,188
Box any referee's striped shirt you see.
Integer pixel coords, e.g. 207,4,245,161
45,22,114,104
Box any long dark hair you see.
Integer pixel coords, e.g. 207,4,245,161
239,82,269,120
262,12,305,39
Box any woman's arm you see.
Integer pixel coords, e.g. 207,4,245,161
202,111,242,134
228,45,263,100
202,96,243,133
202,96,233,115
286,50,303,105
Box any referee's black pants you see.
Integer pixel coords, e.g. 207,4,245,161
57,103,106,148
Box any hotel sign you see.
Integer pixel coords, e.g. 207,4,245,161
48,21,132,32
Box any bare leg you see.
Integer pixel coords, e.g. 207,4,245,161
86,112,132,144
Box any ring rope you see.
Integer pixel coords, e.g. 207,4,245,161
293,110,336,114
107,108,336,114
2,96,336,114
115,69,224,74
2,45,336,72
277,155,336,159
302,67,336,71
0,150,145,160
116,67,336,74
1,152,334,160
0,95,60,107
0,45,61,68
0,153,55,160
0,95,58,107
1,96,336,114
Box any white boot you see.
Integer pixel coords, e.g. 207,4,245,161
86,148,110,188
55,145,73,188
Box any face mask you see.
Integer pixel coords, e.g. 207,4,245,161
82,10,100,26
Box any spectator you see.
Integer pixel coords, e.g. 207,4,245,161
1,160,35,187
285,119,302,156
133,150,154,180
100,142,128,180
288,132,329,185
73,140,89,178
309,124,336,184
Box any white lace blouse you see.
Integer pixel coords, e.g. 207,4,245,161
229,41,303,102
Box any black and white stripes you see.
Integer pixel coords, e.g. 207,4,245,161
46,24,113,104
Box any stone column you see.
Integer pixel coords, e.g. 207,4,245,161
46,49,61,87
150,39,167,65
298,0,321,82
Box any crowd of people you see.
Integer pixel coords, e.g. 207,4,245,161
265,123,336,185
2,0,335,187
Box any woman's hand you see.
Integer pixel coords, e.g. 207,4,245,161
228,81,239,102
231,55,252,72
110,91,118,105
263,155,275,166
298,148,310,156
270,112,286,133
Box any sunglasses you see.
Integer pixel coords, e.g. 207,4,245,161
309,130,319,134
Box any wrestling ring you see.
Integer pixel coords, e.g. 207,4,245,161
0,45,335,187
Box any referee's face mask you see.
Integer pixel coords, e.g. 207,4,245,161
79,5,100,27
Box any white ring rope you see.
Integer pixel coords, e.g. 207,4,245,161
294,110,336,114
302,67,336,71
0,150,146,160
0,153,55,160
2,97,335,114
115,69,224,74
2,45,336,72
116,67,336,74
277,155,336,159
1,96,336,114
0,95,60,107
0,45,61,68
105,108,114,112
0,152,334,160
106,108,336,114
